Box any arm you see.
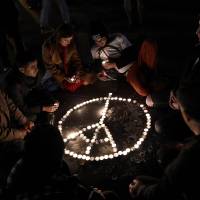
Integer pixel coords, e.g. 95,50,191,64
70,46,83,73
7,84,41,118
130,142,198,200
115,45,138,71
42,42,65,84
91,46,101,60
107,35,137,72
0,127,28,141
117,34,132,50
0,92,31,141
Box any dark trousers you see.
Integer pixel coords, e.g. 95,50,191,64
0,140,24,187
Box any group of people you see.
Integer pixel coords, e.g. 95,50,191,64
0,18,138,199
127,16,200,200
1,1,200,199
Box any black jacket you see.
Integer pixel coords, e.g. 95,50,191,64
136,136,200,200
6,70,43,121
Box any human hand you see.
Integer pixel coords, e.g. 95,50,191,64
24,121,34,133
169,90,179,110
42,102,59,113
102,60,116,69
129,179,145,198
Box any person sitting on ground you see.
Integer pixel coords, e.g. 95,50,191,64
90,20,137,81
127,38,161,96
129,80,200,200
6,50,59,124
0,89,34,186
147,17,200,146
4,125,113,200
42,23,96,92
146,15,200,108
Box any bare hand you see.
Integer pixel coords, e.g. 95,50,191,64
169,90,179,110
42,102,59,113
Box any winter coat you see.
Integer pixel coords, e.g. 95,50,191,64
6,71,43,121
0,90,27,142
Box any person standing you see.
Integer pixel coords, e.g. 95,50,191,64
40,0,70,32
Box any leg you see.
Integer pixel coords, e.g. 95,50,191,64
40,0,52,28
124,0,133,26
136,0,144,25
55,0,70,24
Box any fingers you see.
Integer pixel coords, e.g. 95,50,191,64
47,102,60,112
129,179,141,194
129,182,136,195
49,106,57,112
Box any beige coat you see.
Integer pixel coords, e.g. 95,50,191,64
0,90,28,141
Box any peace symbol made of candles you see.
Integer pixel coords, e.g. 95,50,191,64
58,93,151,161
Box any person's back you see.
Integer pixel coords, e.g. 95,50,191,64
4,125,88,199
129,81,200,200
